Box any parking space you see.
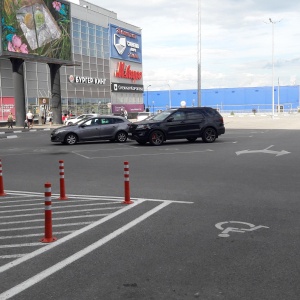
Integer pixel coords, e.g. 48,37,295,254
0,191,128,268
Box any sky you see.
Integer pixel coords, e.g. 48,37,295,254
69,0,300,91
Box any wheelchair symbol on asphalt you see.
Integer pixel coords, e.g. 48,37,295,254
215,221,269,237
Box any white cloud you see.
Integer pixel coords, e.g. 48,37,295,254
76,0,300,89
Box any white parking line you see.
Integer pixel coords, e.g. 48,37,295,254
0,201,170,300
1,255,24,259
73,149,213,159
0,222,93,232
0,214,110,225
0,231,73,240
0,243,43,249
1,207,123,218
0,202,121,213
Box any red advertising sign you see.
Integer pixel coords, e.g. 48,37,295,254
114,61,142,82
0,97,15,121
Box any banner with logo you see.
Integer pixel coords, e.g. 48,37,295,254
111,82,144,93
109,24,142,64
112,104,144,114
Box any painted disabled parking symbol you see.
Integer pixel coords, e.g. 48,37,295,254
215,221,269,238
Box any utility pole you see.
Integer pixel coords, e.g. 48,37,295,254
197,0,202,107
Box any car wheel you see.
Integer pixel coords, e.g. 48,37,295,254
136,140,147,145
149,130,164,146
187,137,197,142
64,133,78,145
202,127,217,143
116,131,127,143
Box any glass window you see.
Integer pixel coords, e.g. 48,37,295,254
73,46,81,54
81,20,87,27
73,30,80,38
114,118,124,124
82,47,88,56
89,49,96,57
73,18,80,24
72,23,80,32
89,27,95,36
100,118,111,125
97,50,103,58
96,30,102,38
27,97,37,104
89,41,95,49
81,32,87,41
81,26,88,34
171,111,186,121
103,38,109,46
73,38,80,47
186,110,204,119
96,37,102,45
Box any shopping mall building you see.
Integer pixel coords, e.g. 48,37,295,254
0,0,144,123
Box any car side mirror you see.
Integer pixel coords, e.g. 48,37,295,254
167,117,174,122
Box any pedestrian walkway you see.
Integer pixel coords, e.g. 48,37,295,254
224,113,300,130
0,123,61,134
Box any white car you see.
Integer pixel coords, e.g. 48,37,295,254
65,114,98,125
136,112,152,122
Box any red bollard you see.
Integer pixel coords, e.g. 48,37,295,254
41,183,57,243
58,160,68,200
0,159,7,197
123,161,133,204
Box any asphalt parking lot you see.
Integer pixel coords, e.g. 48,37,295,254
0,113,299,299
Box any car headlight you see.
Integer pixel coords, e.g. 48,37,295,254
136,124,151,130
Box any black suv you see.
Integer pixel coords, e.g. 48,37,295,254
128,107,225,146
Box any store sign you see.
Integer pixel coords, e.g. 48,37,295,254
110,24,142,64
114,62,142,82
112,104,144,113
69,75,106,85
111,82,144,93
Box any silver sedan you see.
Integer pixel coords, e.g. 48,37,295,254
51,115,131,145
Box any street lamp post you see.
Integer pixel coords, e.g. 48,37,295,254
147,85,151,110
268,18,281,117
166,83,171,108
197,0,202,107
270,18,275,117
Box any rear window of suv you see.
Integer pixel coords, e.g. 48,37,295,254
186,110,204,119
201,108,219,117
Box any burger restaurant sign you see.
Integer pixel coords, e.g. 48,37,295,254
69,75,106,85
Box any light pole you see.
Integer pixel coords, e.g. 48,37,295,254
166,82,171,108
147,84,151,110
197,0,202,107
268,18,281,117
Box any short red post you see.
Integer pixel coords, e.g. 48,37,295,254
41,183,57,243
0,159,6,196
58,160,68,200
123,161,133,204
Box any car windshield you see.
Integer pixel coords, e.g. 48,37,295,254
77,115,87,119
150,110,174,121
73,117,91,125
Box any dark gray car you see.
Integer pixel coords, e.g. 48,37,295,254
51,115,131,145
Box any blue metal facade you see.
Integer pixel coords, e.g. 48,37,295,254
144,86,300,113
